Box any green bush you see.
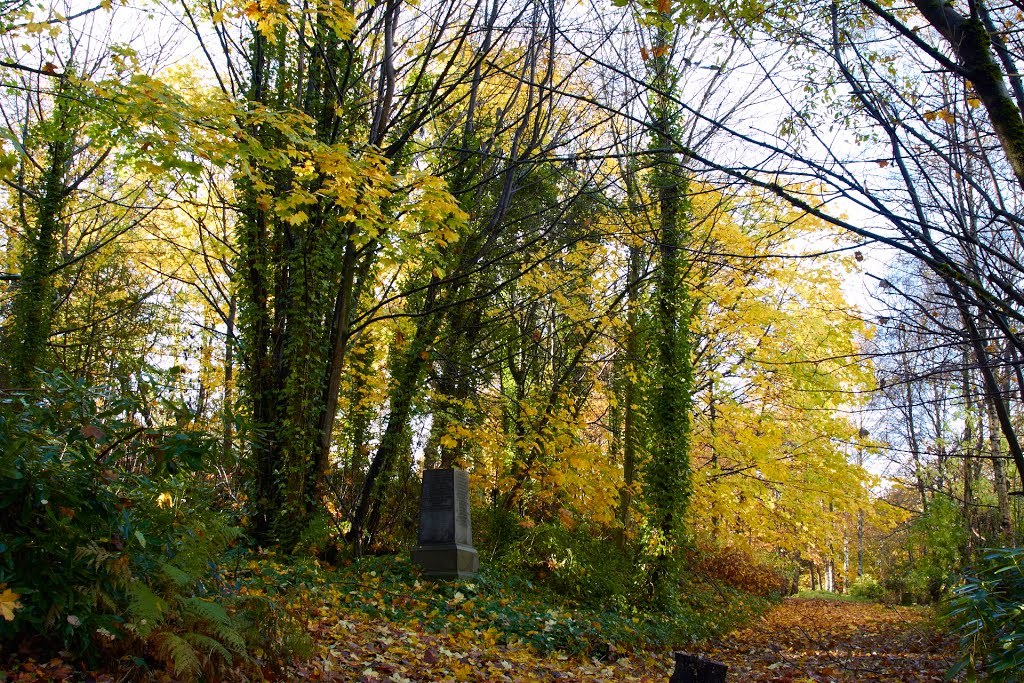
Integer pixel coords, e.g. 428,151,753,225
0,371,260,680
849,574,885,601
461,509,774,650
474,506,636,608
883,494,964,604
946,547,1024,682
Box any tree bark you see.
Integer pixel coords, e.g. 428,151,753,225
987,398,1014,545
5,85,73,388
909,0,1024,192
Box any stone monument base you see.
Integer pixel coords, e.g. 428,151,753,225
411,542,479,579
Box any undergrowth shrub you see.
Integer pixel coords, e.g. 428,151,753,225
883,494,963,604
946,547,1024,682
474,506,635,607
848,574,884,601
0,371,294,681
470,508,773,647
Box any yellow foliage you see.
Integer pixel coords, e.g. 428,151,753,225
0,586,21,621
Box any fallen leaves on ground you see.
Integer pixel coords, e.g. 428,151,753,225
292,608,673,682
0,561,964,682
275,558,679,683
281,572,960,682
690,597,962,682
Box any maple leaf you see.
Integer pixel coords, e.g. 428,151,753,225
0,587,22,621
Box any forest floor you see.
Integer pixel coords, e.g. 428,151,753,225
687,597,962,683
0,587,962,682
285,595,960,682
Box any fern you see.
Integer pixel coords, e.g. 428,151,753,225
74,541,120,570
159,561,193,587
128,583,166,636
183,631,233,665
182,596,230,626
181,596,247,654
154,632,202,681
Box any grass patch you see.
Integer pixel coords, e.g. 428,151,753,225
795,590,872,602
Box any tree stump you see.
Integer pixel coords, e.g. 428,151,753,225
669,652,728,683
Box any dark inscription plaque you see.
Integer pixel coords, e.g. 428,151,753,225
418,470,456,544
411,469,478,579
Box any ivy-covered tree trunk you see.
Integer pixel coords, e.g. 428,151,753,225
3,84,74,388
236,12,358,546
616,238,643,547
423,297,487,471
643,13,694,603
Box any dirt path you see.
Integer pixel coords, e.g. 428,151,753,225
689,597,962,682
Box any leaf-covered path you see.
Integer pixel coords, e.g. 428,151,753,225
689,597,961,682
287,595,960,682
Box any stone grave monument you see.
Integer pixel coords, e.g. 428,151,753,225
411,469,479,579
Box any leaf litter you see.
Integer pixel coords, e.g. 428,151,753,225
688,598,962,682
0,565,962,682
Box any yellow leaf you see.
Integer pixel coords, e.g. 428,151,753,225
0,588,21,621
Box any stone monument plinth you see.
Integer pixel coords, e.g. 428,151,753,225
411,469,479,579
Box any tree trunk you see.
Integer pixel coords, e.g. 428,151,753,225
223,294,236,462
987,398,1014,545
905,378,929,514
616,242,642,547
348,285,441,551
909,0,1024,192
5,85,73,388
643,8,694,603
